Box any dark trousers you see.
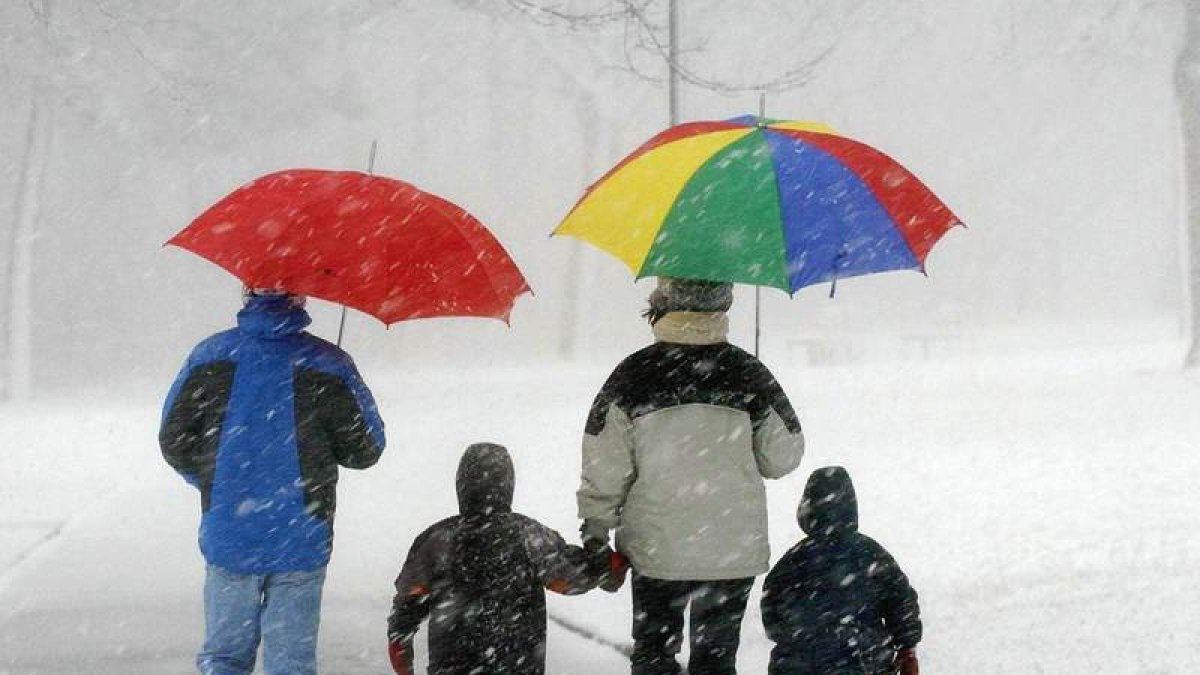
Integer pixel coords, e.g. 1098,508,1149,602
630,573,754,675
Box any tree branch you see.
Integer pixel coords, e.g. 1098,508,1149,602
502,0,630,28
493,0,849,96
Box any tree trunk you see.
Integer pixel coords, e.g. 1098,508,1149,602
558,99,600,361
668,0,680,126
1181,0,1200,366
3,95,51,399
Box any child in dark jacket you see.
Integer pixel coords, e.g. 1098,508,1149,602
387,442,627,675
761,466,922,675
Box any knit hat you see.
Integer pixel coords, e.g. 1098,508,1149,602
643,277,733,325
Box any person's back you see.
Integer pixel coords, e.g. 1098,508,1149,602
577,277,805,675
388,443,617,675
160,291,385,675
761,467,921,675
584,336,802,579
161,292,385,572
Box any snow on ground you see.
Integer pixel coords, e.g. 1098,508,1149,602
2,344,1199,674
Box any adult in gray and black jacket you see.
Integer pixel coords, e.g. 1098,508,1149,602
577,277,806,675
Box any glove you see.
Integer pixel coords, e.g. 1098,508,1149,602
896,647,918,675
599,550,630,593
388,639,414,675
580,519,610,553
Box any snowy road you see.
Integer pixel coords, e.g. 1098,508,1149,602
2,353,1199,673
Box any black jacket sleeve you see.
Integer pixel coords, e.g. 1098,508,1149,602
295,365,385,470
521,518,609,595
387,524,443,644
871,542,922,649
159,359,234,491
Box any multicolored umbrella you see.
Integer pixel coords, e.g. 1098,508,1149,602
554,116,961,294
169,169,531,325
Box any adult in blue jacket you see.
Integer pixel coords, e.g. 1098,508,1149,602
160,289,385,675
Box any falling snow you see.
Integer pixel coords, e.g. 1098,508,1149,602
1,1,1197,674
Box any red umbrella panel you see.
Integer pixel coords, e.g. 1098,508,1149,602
169,169,531,325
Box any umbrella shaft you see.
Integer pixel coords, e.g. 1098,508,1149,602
336,140,378,348
755,286,761,357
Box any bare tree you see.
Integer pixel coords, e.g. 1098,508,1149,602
498,0,847,98
1,3,54,401
0,1,407,396
1181,0,1200,366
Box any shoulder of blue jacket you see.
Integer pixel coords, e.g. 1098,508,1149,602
294,333,358,370
188,328,243,363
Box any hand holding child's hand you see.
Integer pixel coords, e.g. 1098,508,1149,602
600,550,630,593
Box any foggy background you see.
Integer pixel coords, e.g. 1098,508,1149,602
3,3,1200,673
0,0,1187,396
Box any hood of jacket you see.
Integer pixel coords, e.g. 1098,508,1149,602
456,442,514,517
798,466,858,538
237,295,312,339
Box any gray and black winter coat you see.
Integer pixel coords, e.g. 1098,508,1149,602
578,312,805,580
761,467,922,675
388,443,611,675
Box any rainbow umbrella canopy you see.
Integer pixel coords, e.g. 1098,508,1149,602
554,115,962,294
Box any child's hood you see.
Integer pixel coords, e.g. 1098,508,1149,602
455,442,515,516
798,465,859,537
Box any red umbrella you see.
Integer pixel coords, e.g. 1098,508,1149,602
168,169,531,325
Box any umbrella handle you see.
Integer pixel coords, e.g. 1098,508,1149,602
829,249,847,299
754,286,761,357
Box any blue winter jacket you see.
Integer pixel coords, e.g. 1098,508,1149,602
159,295,385,573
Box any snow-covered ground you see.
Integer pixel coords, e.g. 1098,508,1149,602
2,343,1199,674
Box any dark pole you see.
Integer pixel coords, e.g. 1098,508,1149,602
1181,3,1200,367
668,0,679,126
755,93,765,357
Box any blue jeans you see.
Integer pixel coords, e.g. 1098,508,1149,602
197,565,326,675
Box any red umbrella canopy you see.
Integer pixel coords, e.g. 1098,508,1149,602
169,169,531,325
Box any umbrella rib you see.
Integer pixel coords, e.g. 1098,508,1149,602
560,128,754,281
639,132,759,279
423,196,530,311
759,129,796,293
777,131,940,269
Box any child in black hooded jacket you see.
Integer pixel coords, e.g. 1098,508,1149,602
387,443,627,675
761,466,922,675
